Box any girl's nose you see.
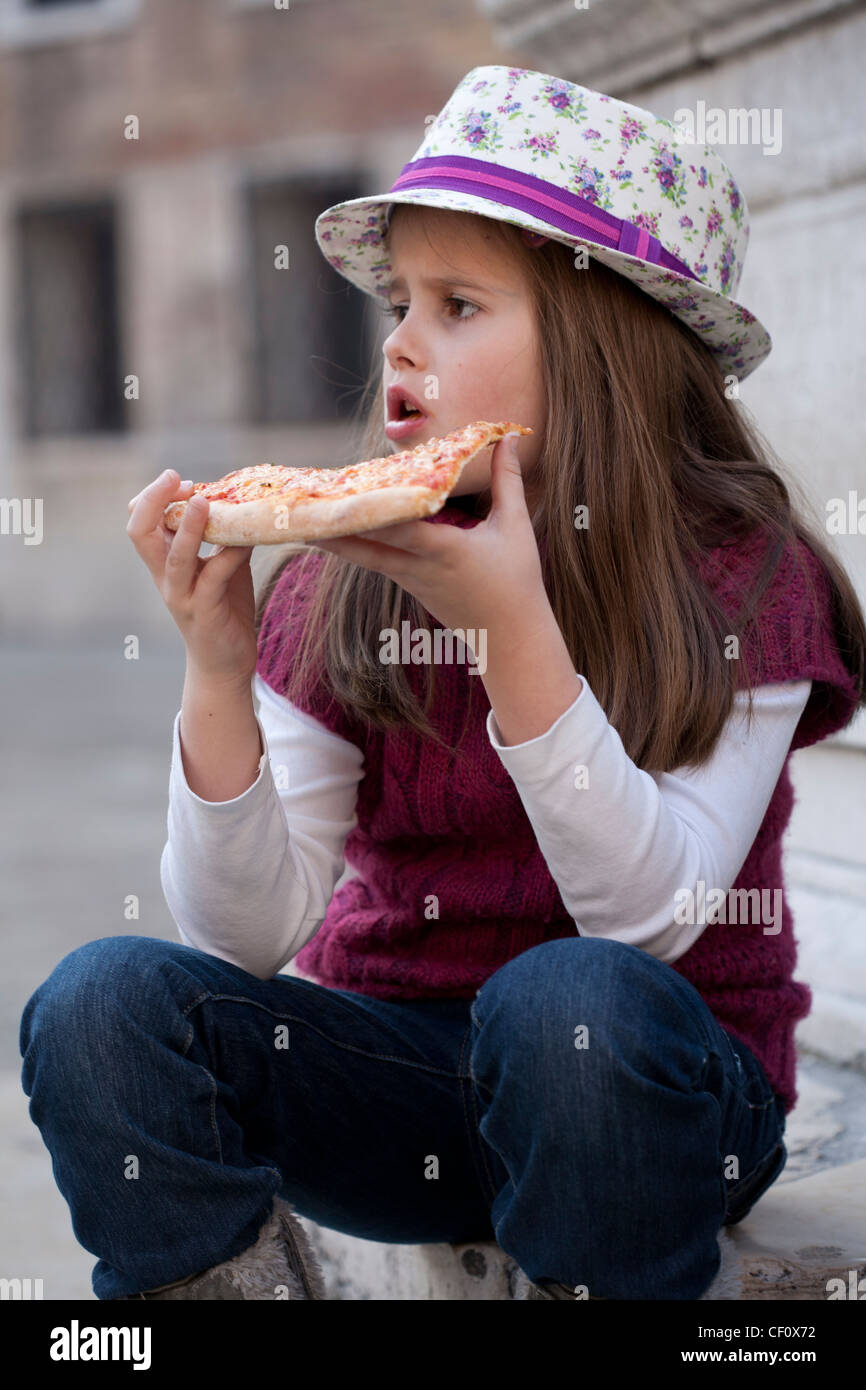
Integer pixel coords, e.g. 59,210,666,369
384,328,423,371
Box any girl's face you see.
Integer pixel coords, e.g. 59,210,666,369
381,209,544,497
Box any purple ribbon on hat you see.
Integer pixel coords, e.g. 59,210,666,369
388,154,698,283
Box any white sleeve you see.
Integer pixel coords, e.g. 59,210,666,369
159,672,364,980
486,677,813,963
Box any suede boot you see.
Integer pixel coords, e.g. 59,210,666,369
112,1195,327,1300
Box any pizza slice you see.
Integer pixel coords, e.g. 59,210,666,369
162,419,533,546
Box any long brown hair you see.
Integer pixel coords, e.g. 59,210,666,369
255,205,866,772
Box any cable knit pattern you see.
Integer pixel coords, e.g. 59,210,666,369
256,510,860,1114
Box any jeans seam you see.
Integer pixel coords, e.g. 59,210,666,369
467,1004,495,1100
176,1001,229,1164
179,993,211,1047
724,1139,786,1224
731,1138,785,1188
205,1065,223,1164
664,994,784,1227
174,998,224,1163
181,991,461,1079
459,1016,499,1209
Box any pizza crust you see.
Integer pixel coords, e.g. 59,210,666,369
162,421,532,546
165,484,452,545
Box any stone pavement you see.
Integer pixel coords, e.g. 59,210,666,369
2,640,865,1300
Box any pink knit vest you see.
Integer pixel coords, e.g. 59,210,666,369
256,508,860,1113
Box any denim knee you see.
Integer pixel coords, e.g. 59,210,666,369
471,935,711,1095
19,935,195,1071
474,935,659,1023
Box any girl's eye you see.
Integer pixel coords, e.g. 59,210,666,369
381,296,478,324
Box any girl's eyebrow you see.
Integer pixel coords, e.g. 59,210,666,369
386,271,515,297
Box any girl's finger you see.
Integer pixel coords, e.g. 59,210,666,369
351,518,438,552
195,543,254,598
316,534,407,576
162,496,211,604
127,475,193,516
489,434,526,516
127,472,191,584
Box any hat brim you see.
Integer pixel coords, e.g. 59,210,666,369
315,189,771,381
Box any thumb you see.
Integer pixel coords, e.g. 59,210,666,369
489,432,527,515
197,543,253,594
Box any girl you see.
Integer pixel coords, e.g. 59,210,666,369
20,67,866,1302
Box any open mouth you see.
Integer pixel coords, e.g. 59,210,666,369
385,385,430,439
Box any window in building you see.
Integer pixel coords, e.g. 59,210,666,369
0,1,139,47
244,176,373,424
15,201,124,436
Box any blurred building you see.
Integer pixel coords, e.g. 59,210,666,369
0,0,502,640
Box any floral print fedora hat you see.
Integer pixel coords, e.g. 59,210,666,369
314,65,771,379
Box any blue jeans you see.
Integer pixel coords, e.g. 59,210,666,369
19,933,787,1300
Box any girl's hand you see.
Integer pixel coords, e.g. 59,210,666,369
315,433,549,638
126,470,257,687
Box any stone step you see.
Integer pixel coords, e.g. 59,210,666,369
727,1158,866,1300
299,1158,866,1300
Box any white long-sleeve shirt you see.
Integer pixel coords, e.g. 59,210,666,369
160,672,812,981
